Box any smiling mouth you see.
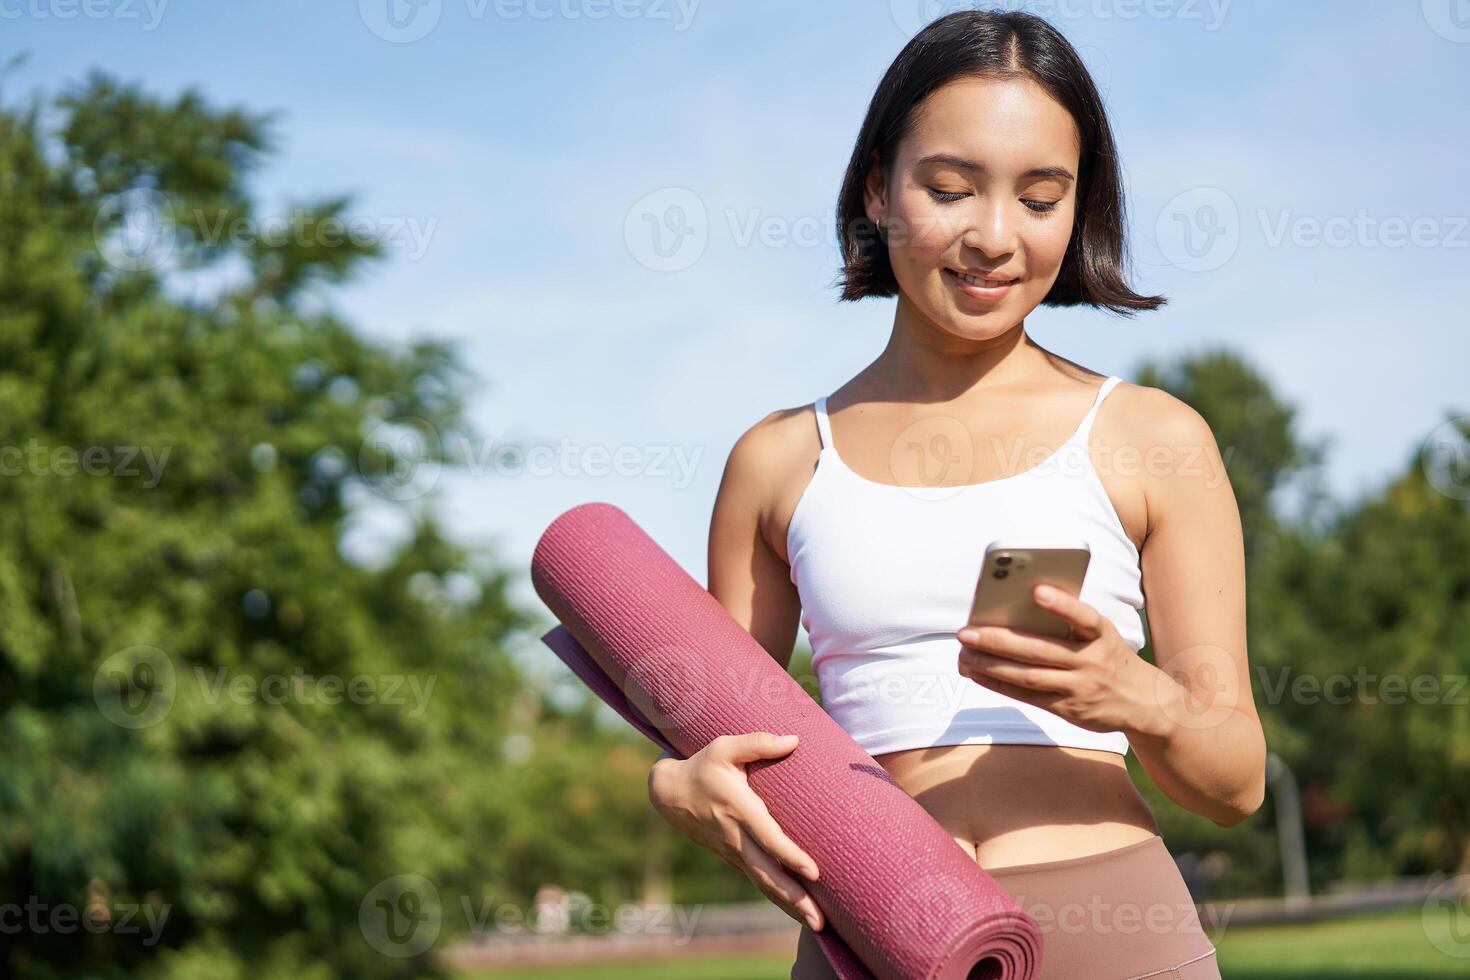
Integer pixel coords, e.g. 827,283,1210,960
946,268,1019,288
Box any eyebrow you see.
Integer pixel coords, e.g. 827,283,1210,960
916,153,1075,183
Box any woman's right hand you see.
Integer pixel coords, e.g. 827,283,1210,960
647,731,825,932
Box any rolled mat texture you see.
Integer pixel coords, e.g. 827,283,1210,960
530,502,1043,980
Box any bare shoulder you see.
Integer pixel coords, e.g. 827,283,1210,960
721,401,820,493
716,401,823,564
1102,379,1219,453
1098,379,1234,539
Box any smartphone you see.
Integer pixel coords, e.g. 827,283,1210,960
967,540,1091,639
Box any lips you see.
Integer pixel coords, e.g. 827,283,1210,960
943,267,1017,304
949,268,1019,286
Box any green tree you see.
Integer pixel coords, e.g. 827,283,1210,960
0,67,536,978
1252,428,1470,882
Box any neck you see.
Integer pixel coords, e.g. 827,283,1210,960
863,294,1057,402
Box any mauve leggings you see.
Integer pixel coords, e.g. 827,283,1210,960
792,834,1221,980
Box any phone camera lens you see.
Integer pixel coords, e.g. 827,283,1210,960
997,555,1012,566
994,569,1009,579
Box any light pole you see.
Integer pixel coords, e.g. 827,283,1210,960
1265,751,1311,909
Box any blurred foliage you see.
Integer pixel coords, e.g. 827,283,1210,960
0,68,552,978
1131,350,1470,895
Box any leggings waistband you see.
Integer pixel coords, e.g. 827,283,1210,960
985,833,1164,877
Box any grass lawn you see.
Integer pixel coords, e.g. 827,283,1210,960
1212,907,1467,978
460,959,788,980
458,908,1469,979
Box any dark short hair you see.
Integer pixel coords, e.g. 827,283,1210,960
833,8,1165,316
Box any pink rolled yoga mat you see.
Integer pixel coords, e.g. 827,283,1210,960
531,502,1043,980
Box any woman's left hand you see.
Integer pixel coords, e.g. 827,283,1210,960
956,584,1171,737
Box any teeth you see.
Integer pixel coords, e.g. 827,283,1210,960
955,271,1013,288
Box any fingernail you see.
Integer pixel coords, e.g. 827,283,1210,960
1035,585,1054,603
807,913,820,930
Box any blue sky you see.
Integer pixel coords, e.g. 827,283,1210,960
4,1,1467,654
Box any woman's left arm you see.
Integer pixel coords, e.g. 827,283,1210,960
1122,396,1266,826
956,393,1266,827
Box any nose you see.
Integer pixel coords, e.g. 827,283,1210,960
959,196,1019,263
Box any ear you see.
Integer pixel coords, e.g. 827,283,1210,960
862,149,888,228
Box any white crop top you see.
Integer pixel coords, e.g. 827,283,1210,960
786,375,1145,757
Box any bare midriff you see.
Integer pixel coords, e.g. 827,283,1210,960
871,741,1161,872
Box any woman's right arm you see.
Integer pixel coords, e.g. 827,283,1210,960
645,410,825,932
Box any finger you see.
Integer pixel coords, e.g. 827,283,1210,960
1033,584,1104,640
738,831,823,929
971,670,1064,709
960,649,1073,693
793,892,824,933
720,731,800,765
960,653,1069,704
740,793,821,881
958,625,1078,667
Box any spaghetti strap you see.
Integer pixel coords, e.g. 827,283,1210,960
813,396,834,451
1074,375,1122,443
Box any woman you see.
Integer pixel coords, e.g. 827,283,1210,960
647,10,1265,979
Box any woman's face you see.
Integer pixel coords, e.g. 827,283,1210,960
866,74,1081,338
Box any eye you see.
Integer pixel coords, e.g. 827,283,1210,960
928,187,1060,214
